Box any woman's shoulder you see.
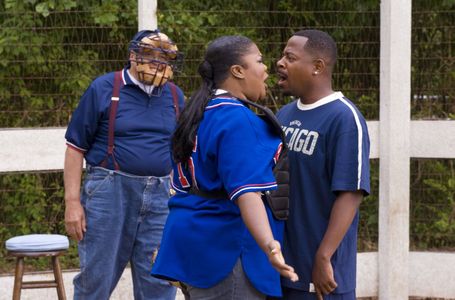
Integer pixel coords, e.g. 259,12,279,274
205,96,258,123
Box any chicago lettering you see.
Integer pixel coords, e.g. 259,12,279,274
282,126,319,155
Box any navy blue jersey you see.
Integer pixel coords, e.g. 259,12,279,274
151,92,285,297
276,92,370,293
65,68,185,176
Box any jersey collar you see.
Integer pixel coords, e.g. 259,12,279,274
123,68,135,86
214,89,229,95
124,68,164,96
296,91,344,111
211,89,239,101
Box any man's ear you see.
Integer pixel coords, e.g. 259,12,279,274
312,58,325,75
230,65,245,79
129,51,136,61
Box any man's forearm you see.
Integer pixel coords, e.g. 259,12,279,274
64,146,84,203
316,191,363,260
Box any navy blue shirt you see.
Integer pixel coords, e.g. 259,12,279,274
277,92,370,294
152,93,285,297
65,68,185,176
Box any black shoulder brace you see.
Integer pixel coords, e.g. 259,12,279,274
263,150,289,220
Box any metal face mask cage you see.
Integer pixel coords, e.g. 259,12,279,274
129,34,183,87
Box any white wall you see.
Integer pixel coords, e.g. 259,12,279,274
3,121,455,172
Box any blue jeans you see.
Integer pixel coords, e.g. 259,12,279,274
73,166,176,300
270,287,355,300
182,258,265,300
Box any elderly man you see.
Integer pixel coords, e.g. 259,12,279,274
64,30,184,300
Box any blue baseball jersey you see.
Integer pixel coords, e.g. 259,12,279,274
65,68,184,176
151,93,285,297
276,92,370,294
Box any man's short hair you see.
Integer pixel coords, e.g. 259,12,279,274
293,29,337,68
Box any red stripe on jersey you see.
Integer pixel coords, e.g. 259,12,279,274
273,143,283,164
205,102,244,110
229,182,277,199
211,96,237,101
187,157,198,189
177,163,190,188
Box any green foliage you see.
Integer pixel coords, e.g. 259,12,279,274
158,0,380,115
0,0,136,271
0,0,137,127
35,0,77,17
0,172,79,272
411,160,455,250
358,160,379,251
411,0,455,119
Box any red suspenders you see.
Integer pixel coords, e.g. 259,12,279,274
100,70,180,170
100,71,123,170
169,82,180,119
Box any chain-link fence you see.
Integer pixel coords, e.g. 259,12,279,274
0,0,454,273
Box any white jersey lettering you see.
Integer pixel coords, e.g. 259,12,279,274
288,127,300,150
293,129,308,152
302,131,318,155
283,126,319,156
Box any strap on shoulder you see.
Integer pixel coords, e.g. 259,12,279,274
100,70,123,170
168,82,180,120
237,98,290,220
237,98,288,154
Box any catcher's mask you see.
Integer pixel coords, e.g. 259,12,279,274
129,30,183,87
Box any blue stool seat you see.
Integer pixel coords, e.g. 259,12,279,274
6,234,69,252
5,234,69,300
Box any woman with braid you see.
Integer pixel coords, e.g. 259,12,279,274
151,35,298,299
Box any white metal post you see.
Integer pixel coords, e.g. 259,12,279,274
379,0,412,299
138,0,158,31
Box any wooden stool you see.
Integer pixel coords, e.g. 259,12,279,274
5,234,69,300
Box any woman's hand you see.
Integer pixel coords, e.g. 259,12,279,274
237,192,299,283
266,240,299,282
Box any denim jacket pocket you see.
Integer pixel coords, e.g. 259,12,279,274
84,173,111,198
148,178,172,213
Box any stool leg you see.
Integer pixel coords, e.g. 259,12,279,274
12,257,24,300
52,256,66,300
